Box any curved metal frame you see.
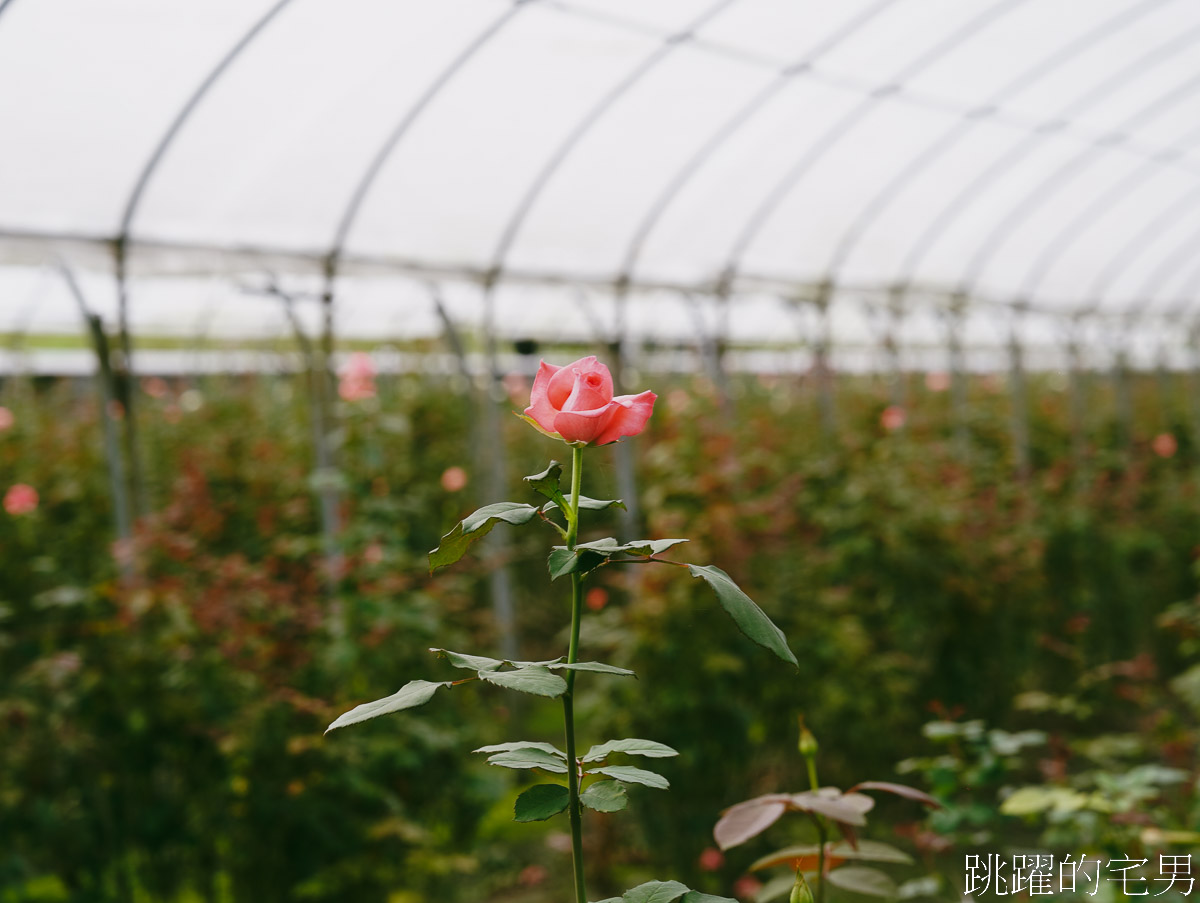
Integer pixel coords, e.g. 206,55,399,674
819,0,1167,285
892,18,1200,290
485,0,738,276
1081,178,1200,306
615,0,903,286
1129,210,1200,308
954,67,1200,300
325,2,534,273
117,0,295,243
720,0,1028,286
1015,120,1200,304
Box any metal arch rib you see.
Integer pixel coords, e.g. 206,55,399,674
1015,120,1200,305
615,0,902,287
1083,186,1200,314
325,3,532,271
956,66,1200,300
116,0,295,243
1129,215,1200,310
720,0,1028,287
485,0,739,277
821,0,1169,287
1161,245,1200,320
896,18,1200,289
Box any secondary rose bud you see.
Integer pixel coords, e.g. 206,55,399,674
522,356,656,446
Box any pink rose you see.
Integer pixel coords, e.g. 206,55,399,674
880,405,906,431
0,407,13,430
4,483,38,516
522,356,656,446
338,352,377,402
1153,433,1178,458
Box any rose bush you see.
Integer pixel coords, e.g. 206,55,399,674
522,355,656,445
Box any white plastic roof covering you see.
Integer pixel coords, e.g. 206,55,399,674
2,0,1200,365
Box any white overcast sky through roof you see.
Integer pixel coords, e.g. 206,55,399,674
1,0,1199,364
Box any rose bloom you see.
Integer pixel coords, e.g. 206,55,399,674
523,356,656,445
925,371,951,392
585,586,608,611
4,483,38,516
440,466,468,492
880,405,906,431
1153,432,1178,458
338,352,377,402
0,407,13,430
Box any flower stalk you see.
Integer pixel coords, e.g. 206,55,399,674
563,444,587,903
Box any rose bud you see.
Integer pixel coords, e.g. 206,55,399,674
521,356,656,446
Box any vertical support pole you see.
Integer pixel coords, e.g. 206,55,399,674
317,266,345,637
1065,316,1088,467
1154,336,1172,433
113,240,147,518
813,283,836,436
481,276,518,662
1111,327,1133,453
685,290,731,418
61,263,134,579
609,283,641,541
946,295,970,460
1189,323,1200,447
1008,309,1031,481
886,287,906,410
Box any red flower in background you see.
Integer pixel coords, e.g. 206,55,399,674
4,483,38,516
338,352,377,402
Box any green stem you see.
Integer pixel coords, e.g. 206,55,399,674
814,817,828,903
562,445,587,903
805,745,825,903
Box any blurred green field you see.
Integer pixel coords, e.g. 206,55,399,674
1,362,1197,902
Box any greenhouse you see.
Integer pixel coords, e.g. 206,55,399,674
2,1,1198,901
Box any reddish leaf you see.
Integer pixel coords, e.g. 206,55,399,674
750,844,849,873
849,781,942,809
790,790,874,826
714,794,791,850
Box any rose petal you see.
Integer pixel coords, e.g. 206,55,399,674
524,360,562,433
553,401,619,445
593,391,656,445
547,356,611,409
562,369,612,413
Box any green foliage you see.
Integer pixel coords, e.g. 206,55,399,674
2,367,1198,901
428,501,541,571
581,781,628,813
514,784,570,822
686,564,798,667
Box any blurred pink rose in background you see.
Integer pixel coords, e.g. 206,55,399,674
0,406,13,430
502,372,530,406
142,376,170,398
1153,433,1178,458
440,466,468,492
523,356,656,445
733,875,763,900
585,587,608,612
880,405,907,431
338,352,377,402
519,865,548,886
698,846,724,871
4,483,39,515
925,371,951,392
